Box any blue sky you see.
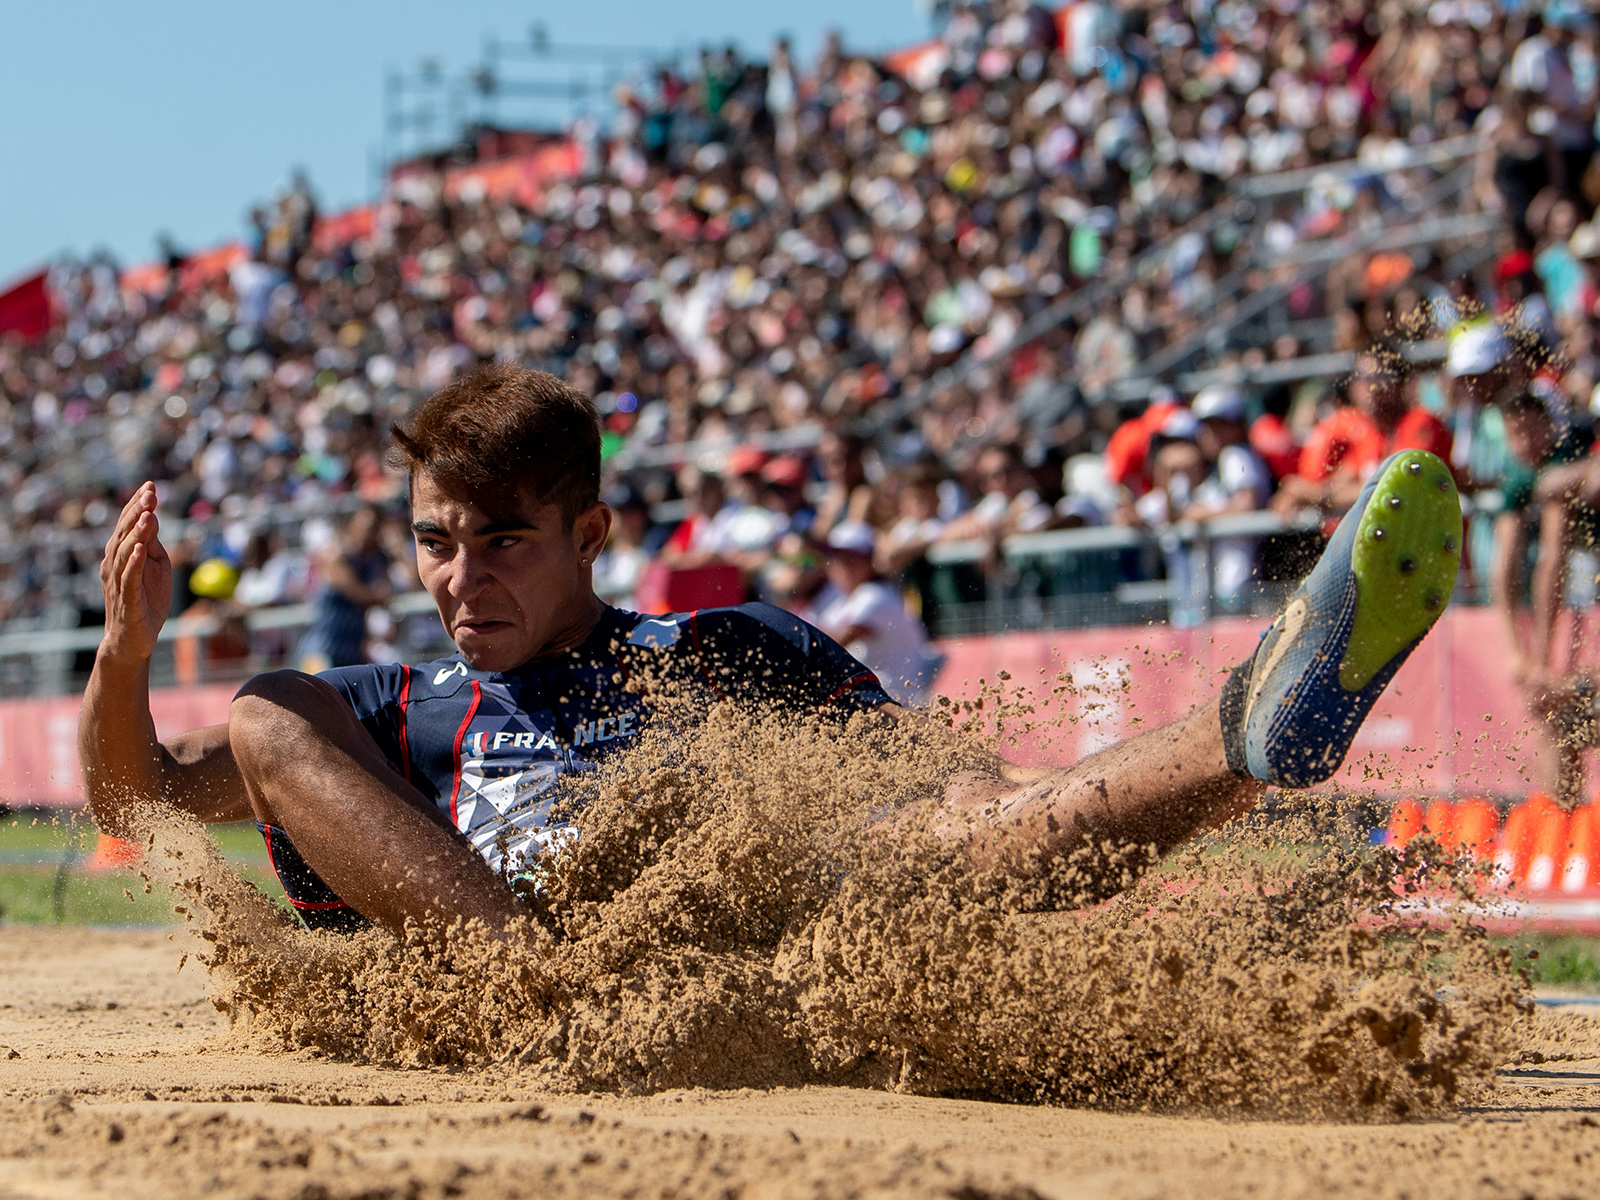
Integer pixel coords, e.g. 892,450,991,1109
0,2,925,286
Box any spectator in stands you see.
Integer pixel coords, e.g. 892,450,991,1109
1506,4,1596,197
811,434,873,541
296,505,392,672
1104,391,1183,499
659,468,735,567
879,462,950,578
943,442,1056,541
592,481,658,609
1250,385,1302,482
1187,385,1275,610
1273,351,1453,518
816,520,938,705
173,556,252,685
1444,321,1524,484
1488,385,1600,802
1495,387,1599,684
1126,410,1212,626
233,529,309,610
766,532,836,625
757,455,815,538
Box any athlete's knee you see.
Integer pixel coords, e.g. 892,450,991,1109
229,670,351,769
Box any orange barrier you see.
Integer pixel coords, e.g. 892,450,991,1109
83,832,142,871
1453,797,1500,863
1525,795,1571,893
1422,798,1458,853
1386,797,1426,847
1494,799,1537,887
1561,804,1600,893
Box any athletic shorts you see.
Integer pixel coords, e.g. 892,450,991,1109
257,822,369,934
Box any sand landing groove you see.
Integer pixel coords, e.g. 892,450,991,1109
1,927,1599,1199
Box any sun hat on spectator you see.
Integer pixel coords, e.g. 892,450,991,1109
760,455,807,489
1446,321,1510,377
825,520,877,558
1192,384,1246,422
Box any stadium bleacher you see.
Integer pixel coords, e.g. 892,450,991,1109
0,0,1596,695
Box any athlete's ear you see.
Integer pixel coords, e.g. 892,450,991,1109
572,501,611,568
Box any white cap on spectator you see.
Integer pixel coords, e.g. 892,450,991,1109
1155,408,1201,442
1446,321,1509,377
826,520,877,557
1192,384,1245,421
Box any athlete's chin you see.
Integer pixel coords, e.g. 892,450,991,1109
453,624,525,671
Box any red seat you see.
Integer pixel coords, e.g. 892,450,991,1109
634,562,746,614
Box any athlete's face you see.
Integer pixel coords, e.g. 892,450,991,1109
410,472,611,672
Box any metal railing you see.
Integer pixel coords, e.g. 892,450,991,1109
0,504,1496,696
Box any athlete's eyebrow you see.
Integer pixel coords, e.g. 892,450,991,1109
409,518,538,537
474,519,537,536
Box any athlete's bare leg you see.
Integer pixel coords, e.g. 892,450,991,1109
922,699,1264,869
229,670,529,938
1529,673,1598,808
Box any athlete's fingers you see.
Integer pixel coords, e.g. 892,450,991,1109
105,483,156,561
109,483,155,545
119,541,148,616
108,514,152,588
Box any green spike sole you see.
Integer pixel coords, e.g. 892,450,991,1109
1339,451,1462,692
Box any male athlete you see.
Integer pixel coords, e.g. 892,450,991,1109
79,366,1463,937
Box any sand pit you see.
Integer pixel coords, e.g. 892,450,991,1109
0,925,1597,1199
10,694,1594,1198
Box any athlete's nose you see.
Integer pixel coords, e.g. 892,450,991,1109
442,543,494,602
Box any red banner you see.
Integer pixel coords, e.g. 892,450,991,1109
0,270,51,340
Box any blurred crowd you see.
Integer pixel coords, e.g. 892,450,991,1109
9,0,1600,687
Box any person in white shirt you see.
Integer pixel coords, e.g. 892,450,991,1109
816,521,940,706
1189,385,1274,611
941,443,1056,541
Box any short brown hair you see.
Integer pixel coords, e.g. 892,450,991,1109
387,365,601,525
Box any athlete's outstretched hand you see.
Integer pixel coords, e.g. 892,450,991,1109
99,482,173,665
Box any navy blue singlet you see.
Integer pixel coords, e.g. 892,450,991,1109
258,602,891,930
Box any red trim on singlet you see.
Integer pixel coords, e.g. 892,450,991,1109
448,679,482,826
822,670,880,707
396,664,413,783
687,611,728,701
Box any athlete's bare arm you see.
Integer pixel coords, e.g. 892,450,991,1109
78,483,253,836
